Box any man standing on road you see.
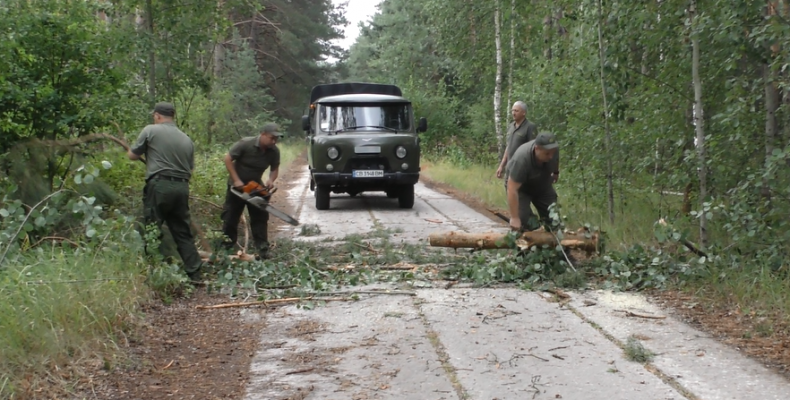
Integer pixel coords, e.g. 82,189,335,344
505,132,561,232
221,123,282,259
496,101,537,185
127,102,203,281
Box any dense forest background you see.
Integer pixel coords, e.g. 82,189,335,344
0,0,346,165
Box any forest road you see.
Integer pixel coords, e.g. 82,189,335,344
242,169,790,400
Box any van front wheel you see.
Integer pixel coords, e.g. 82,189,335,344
398,185,414,209
315,185,330,210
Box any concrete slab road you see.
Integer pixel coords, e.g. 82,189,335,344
242,173,790,400
277,169,503,245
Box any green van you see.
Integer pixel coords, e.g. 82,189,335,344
301,83,427,210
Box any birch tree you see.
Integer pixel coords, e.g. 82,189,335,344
144,0,155,105
494,0,504,156
597,0,615,224
506,0,516,124
690,0,708,248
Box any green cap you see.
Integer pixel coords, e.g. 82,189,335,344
535,132,558,149
152,102,176,117
262,122,282,137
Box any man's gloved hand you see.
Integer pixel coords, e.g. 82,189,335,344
262,186,278,202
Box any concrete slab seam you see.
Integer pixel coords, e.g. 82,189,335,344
420,194,472,232
553,296,701,400
291,171,310,221
412,296,470,400
364,197,384,232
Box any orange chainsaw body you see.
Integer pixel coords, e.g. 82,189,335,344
240,181,276,197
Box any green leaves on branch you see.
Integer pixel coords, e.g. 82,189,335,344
0,160,140,267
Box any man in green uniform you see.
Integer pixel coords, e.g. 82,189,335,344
128,102,203,281
496,101,537,185
505,132,561,231
221,123,282,259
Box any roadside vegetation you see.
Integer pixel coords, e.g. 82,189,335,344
0,0,335,395
0,142,301,398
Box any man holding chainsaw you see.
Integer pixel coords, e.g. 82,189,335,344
505,132,560,232
221,123,282,259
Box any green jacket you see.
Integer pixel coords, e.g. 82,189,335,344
130,122,195,180
227,136,281,185
506,140,559,192
505,119,536,162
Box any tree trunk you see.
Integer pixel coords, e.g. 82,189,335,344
597,0,615,224
543,12,553,60
763,63,778,198
208,1,225,146
765,2,780,191
467,0,477,50
213,0,225,79
494,1,504,156
145,0,156,105
690,0,708,249
506,0,516,128
428,228,601,254
780,1,790,161
641,22,649,75
213,42,224,79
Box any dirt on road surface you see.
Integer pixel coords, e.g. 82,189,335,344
73,152,790,400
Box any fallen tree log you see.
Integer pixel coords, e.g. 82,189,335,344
428,227,601,254
198,250,256,262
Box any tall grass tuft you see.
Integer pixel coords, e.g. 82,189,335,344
0,225,148,397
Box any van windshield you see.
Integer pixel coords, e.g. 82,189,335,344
319,103,412,133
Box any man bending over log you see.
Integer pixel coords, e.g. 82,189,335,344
505,132,560,232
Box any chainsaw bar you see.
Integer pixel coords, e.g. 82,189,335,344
230,188,300,226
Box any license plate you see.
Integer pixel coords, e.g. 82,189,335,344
355,146,381,154
352,170,384,178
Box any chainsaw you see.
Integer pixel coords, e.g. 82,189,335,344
230,181,300,226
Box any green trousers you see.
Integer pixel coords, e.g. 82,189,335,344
221,186,269,257
143,179,202,275
516,186,557,231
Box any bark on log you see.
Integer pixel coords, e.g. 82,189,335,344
428,228,600,254
199,250,256,262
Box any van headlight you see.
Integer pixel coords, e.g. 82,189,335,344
327,146,340,160
395,146,407,159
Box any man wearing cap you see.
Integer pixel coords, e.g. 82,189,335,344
496,101,537,185
505,132,561,231
221,123,282,259
127,102,203,281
